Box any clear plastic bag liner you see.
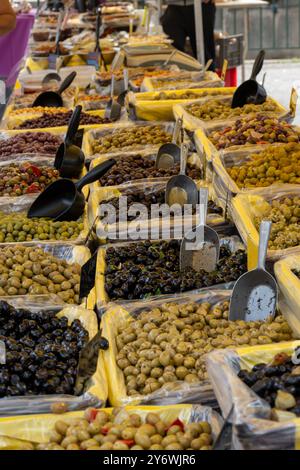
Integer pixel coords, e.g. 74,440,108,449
0,195,89,245
89,148,202,191
0,243,91,306
0,404,223,448
0,302,108,416
275,255,300,337
206,341,300,449
90,180,225,243
231,184,300,263
82,121,177,160
174,96,289,132
96,236,244,308
101,289,237,407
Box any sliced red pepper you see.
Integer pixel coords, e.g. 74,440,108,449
28,165,42,177
26,183,40,193
165,418,185,433
120,439,135,448
101,426,109,435
89,408,99,422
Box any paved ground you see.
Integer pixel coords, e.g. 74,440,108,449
238,60,300,124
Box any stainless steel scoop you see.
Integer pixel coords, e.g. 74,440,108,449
180,187,220,272
105,74,122,121
165,144,198,207
156,118,182,169
229,220,278,321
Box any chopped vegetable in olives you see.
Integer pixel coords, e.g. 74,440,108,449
254,196,300,250
238,350,300,417
115,301,293,396
210,115,300,150
0,300,88,397
33,409,214,450
0,163,59,197
104,241,246,300
92,125,172,154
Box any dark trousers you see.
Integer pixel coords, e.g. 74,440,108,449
161,4,216,70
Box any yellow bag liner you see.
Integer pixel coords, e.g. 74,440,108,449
207,340,300,450
0,303,107,418
231,184,300,266
126,87,235,122
173,96,289,132
0,404,223,449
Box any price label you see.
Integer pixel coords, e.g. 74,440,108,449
290,87,298,118
48,54,58,71
87,51,100,70
221,59,228,82
0,340,6,365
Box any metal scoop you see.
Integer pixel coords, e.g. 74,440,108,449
156,118,182,169
27,160,116,221
32,71,77,108
117,68,129,106
229,220,278,321
162,50,177,69
42,72,61,88
180,187,220,272
165,144,198,207
54,105,85,178
105,74,122,121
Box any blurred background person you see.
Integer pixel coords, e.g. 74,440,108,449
0,0,16,36
161,0,216,70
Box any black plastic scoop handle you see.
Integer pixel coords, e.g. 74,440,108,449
27,159,116,221
95,7,107,71
231,50,266,108
32,71,77,108
54,105,85,178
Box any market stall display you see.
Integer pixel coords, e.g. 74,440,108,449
0,0,299,453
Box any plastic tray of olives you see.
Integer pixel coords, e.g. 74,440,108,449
231,184,300,261
82,121,176,160
96,237,246,308
100,288,295,407
141,72,223,92
90,180,225,243
0,404,223,450
0,299,108,416
174,96,289,132
206,341,300,450
0,195,89,245
212,142,300,200
89,149,202,190
0,243,91,305
0,131,64,162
